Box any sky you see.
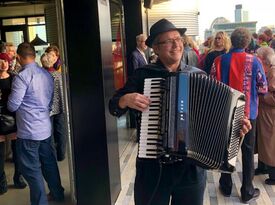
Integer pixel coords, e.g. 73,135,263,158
197,0,275,40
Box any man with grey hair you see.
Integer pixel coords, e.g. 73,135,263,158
129,34,149,129
211,27,268,203
131,34,148,70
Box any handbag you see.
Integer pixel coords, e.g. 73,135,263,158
0,112,17,135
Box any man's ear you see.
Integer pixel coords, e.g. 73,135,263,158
152,45,159,55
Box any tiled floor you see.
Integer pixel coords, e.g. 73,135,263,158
115,137,275,205
0,157,73,205
0,117,132,205
1,130,275,205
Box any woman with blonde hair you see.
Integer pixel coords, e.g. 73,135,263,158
182,34,199,67
204,31,231,74
256,47,275,185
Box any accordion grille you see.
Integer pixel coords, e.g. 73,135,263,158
187,73,232,169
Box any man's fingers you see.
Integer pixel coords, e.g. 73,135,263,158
130,94,150,110
135,101,149,110
136,95,151,105
240,130,245,138
131,104,148,112
239,118,252,138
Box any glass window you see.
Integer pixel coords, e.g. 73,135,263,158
28,25,47,42
28,16,45,25
5,31,24,47
2,18,25,26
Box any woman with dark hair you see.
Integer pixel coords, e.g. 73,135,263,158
44,46,66,161
0,53,26,195
45,45,62,72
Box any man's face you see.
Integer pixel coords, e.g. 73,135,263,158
153,30,183,67
137,36,147,51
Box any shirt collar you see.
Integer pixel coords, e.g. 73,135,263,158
136,47,145,55
155,59,183,72
230,48,245,53
19,62,37,72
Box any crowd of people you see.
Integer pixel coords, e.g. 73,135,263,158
0,41,66,205
0,18,275,205
112,19,275,205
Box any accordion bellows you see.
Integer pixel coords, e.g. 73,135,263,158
138,71,245,173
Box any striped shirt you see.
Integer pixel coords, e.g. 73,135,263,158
210,48,268,120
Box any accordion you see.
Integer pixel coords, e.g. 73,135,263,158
138,70,245,173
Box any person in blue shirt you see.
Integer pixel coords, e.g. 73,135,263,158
8,42,64,205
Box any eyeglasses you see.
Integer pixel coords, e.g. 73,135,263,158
157,37,183,46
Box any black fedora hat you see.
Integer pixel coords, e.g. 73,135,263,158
145,19,187,47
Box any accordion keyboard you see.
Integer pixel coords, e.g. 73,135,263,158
138,78,165,159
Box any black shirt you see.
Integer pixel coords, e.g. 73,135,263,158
204,49,226,75
0,75,13,115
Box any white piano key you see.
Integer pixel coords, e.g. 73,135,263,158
139,144,158,149
144,78,164,82
142,110,160,115
138,153,157,159
140,134,160,138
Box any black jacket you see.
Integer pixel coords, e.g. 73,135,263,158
109,60,206,189
109,60,204,136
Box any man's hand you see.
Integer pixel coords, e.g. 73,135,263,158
240,117,252,138
119,93,151,112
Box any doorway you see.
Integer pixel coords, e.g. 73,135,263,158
0,1,74,205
